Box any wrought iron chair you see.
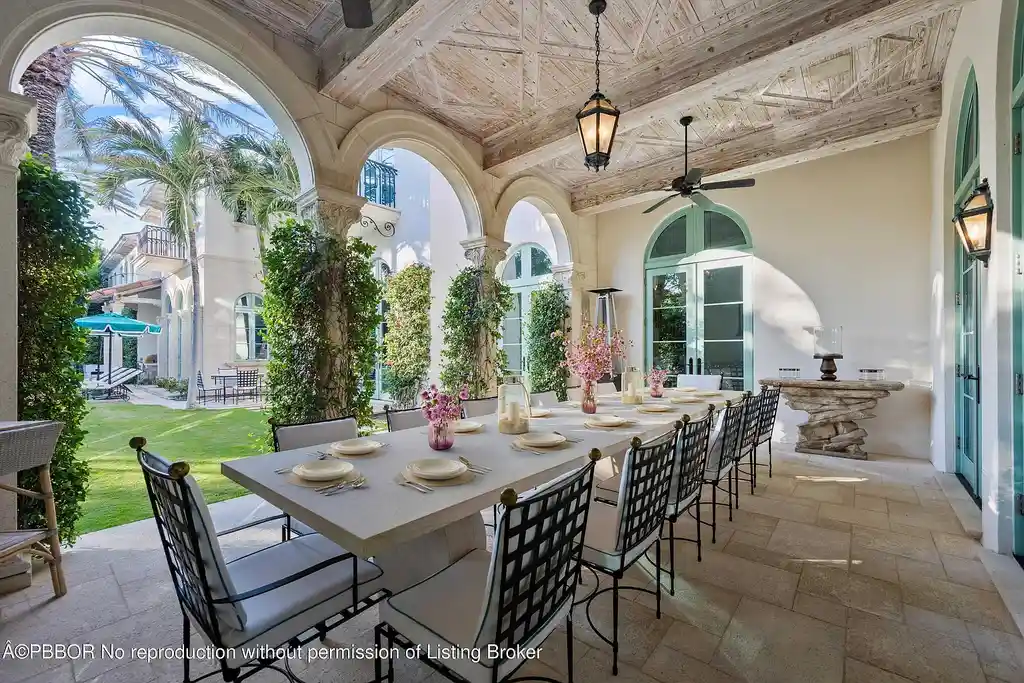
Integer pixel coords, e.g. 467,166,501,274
462,396,498,418
674,373,724,390
581,427,679,675
754,385,782,478
196,372,223,405
375,449,602,683
270,415,359,540
735,392,764,495
132,436,387,683
385,405,428,431
697,396,749,544
0,421,66,598
227,369,261,404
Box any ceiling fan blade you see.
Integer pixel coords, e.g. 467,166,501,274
684,167,704,184
341,0,374,28
643,194,680,214
700,178,755,190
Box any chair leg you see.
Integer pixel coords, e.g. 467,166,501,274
711,485,717,544
727,474,733,522
749,451,756,494
696,500,703,562
612,574,620,676
668,518,676,596
40,465,66,597
566,613,575,683
733,466,740,510
655,539,662,618
182,612,191,683
374,624,384,683
768,440,773,478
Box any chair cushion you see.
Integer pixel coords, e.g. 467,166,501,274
581,502,657,573
214,533,383,666
675,374,723,390
275,419,358,451
381,548,564,683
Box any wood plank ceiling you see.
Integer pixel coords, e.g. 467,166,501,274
207,0,964,213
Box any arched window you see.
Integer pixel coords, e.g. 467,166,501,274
234,293,267,361
644,202,752,391
500,244,554,378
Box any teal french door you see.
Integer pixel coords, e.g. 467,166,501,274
646,255,752,391
954,243,982,499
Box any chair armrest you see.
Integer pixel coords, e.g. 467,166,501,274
212,552,356,603
215,513,289,537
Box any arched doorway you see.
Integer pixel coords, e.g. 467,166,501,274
954,67,982,501
499,242,554,380
1011,5,1024,556
644,201,753,391
371,258,391,399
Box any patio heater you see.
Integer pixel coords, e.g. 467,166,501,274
590,287,623,386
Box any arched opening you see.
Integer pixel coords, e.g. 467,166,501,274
370,258,392,400
233,293,267,362
644,201,753,391
953,67,982,501
1011,5,1024,554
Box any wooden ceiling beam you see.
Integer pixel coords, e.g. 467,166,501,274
318,0,489,106
570,80,942,214
483,0,966,177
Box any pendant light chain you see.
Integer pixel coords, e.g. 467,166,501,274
594,11,601,94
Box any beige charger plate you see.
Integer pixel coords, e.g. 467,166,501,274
285,469,361,488
399,467,476,487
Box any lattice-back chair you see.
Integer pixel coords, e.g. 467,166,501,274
461,396,498,418
375,450,602,683
0,421,66,598
699,396,749,544
228,369,260,404
756,385,782,477
581,427,680,675
270,414,358,540
132,436,387,683
663,407,715,586
736,391,763,496
385,405,428,432
195,372,223,405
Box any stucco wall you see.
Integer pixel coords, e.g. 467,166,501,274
596,135,934,459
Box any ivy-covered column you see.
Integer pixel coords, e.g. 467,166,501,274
457,235,510,397
296,186,366,418
0,92,35,594
551,262,591,343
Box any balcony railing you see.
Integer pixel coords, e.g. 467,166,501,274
101,271,131,288
358,159,397,208
139,225,186,260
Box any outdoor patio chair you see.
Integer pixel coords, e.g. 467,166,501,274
736,392,765,495
195,372,223,405
82,367,142,400
461,396,498,418
597,381,617,395
697,395,749,544
375,449,601,683
226,369,261,404
754,386,781,478
132,437,388,683
579,427,679,675
0,421,67,598
675,373,723,390
385,405,428,431
531,390,560,407
596,406,715,583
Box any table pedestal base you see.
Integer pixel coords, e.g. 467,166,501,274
372,513,487,594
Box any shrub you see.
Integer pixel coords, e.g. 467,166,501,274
525,281,570,400
382,263,431,407
17,158,96,545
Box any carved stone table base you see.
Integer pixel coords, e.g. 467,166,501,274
759,379,905,460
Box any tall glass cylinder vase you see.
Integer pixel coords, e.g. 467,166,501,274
428,420,454,451
581,381,597,414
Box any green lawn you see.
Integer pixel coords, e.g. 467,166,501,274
78,403,270,534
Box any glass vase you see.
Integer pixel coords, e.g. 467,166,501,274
428,420,454,451
649,381,664,398
581,381,597,414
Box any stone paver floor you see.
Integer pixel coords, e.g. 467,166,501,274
2,445,1023,683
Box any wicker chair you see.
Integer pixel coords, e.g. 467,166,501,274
0,421,67,597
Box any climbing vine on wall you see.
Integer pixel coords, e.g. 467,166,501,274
262,218,381,437
439,265,513,398
525,280,570,401
383,263,432,408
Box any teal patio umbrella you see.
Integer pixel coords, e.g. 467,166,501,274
74,312,162,384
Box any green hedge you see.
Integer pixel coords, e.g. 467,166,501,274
382,263,431,407
525,281,570,400
17,158,95,544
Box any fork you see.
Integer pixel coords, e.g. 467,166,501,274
314,476,365,493
323,479,367,496
552,431,583,443
458,456,491,473
399,479,433,493
510,443,547,455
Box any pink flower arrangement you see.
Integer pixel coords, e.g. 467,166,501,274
562,323,628,383
420,384,468,424
646,368,669,386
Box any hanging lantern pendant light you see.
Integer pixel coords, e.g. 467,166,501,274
577,0,620,172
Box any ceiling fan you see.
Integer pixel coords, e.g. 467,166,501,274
642,116,755,214
340,0,374,28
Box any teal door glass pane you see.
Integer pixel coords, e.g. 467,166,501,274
703,265,743,304
704,212,748,250
503,291,524,375
530,247,552,276
651,272,686,308
704,341,745,390
700,262,748,391
649,215,687,258
955,246,981,497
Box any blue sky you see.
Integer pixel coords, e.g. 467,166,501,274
55,39,277,248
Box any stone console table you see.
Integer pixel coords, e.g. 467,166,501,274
759,379,905,459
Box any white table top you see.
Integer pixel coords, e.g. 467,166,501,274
222,390,744,556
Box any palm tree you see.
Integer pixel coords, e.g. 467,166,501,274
19,39,265,167
93,115,218,408
214,134,300,262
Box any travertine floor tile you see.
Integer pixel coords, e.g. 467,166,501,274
933,532,980,559
572,591,672,667
851,527,940,564
966,622,1024,681
941,555,997,592
901,576,1019,633
633,574,742,636
846,610,986,683
850,546,900,584
738,495,819,524
854,483,920,505
856,496,889,513
793,591,849,627
642,643,739,683
721,538,804,573
791,482,855,506
896,556,947,583
656,618,722,662
820,504,890,531
886,501,964,534
729,530,769,548
672,546,800,608
767,520,851,563
799,565,902,620
902,604,973,645
843,658,915,683
712,597,845,683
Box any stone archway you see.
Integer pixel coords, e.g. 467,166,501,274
494,176,577,266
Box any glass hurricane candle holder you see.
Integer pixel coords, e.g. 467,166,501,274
812,326,844,381
622,367,644,405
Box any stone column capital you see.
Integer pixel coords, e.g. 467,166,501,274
0,93,36,170
460,235,510,270
296,185,366,237
551,262,589,287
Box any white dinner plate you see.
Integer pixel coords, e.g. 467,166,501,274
452,420,483,434
331,439,383,456
676,387,697,393
409,458,467,480
670,396,704,404
694,391,721,398
637,403,672,413
585,415,627,427
517,431,567,448
530,408,552,418
292,460,354,481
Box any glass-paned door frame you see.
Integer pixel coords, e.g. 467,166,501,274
372,259,391,400
500,243,555,382
644,202,754,390
954,68,982,503
1011,15,1024,556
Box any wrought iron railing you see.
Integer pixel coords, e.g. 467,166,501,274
358,159,397,208
139,225,186,260
101,271,131,288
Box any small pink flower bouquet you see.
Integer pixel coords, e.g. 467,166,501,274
420,384,468,450
562,324,628,413
646,368,670,398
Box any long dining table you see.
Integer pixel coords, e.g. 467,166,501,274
222,389,745,593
